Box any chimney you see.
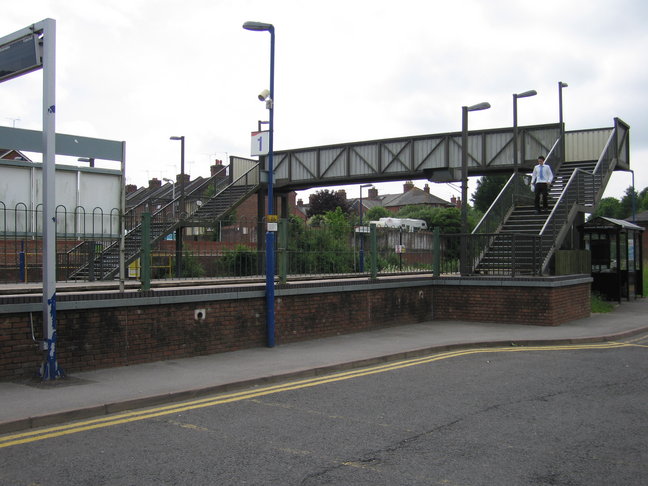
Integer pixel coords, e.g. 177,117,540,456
368,187,378,199
297,198,304,207
403,181,415,193
176,173,191,185
336,189,347,200
424,184,430,194
149,178,162,189
126,184,138,194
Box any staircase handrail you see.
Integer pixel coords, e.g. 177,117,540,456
69,163,260,280
472,137,561,236
124,165,229,231
538,122,622,271
189,162,261,221
472,173,527,235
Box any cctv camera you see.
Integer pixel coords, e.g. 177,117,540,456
258,89,270,101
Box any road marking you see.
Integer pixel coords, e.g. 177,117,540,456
0,340,642,449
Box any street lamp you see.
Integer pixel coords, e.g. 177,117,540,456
559,81,568,162
461,101,491,275
243,20,276,348
170,135,185,278
359,183,373,273
513,89,537,172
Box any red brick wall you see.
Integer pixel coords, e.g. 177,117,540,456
432,283,590,326
0,280,590,380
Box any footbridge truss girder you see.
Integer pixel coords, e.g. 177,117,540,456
270,123,561,191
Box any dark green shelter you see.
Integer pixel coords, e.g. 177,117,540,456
580,217,644,302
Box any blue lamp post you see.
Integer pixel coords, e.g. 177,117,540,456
460,101,490,275
513,89,537,173
243,20,276,347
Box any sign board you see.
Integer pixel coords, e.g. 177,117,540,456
0,34,42,83
251,130,270,156
355,226,371,233
395,245,406,254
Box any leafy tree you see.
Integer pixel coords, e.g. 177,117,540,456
620,186,639,218
592,197,623,219
471,175,509,213
307,189,350,217
639,187,648,212
364,206,390,222
287,209,354,274
396,205,472,233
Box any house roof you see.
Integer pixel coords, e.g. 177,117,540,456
632,210,648,223
382,187,452,208
0,149,31,161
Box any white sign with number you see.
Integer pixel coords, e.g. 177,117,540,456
251,130,270,156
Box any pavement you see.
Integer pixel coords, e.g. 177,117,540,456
1,297,647,434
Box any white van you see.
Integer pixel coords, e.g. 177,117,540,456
371,217,427,232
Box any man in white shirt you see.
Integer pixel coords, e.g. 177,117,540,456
530,155,553,213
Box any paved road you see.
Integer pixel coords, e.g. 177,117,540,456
1,336,647,485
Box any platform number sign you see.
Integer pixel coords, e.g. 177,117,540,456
251,130,270,156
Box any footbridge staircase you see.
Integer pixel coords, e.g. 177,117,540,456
472,118,630,275
68,159,261,280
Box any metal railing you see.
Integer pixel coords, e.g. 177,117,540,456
539,119,625,271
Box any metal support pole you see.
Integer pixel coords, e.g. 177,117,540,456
141,212,151,291
460,106,469,276
119,142,126,293
433,227,440,277
265,26,276,348
40,18,63,380
243,21,276,347
370,223,377,280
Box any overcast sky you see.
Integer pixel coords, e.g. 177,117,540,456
2,0,647,205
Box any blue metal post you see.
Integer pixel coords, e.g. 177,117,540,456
266,25,276,348
243,21,276,348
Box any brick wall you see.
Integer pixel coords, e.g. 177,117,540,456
0,278,590,380
432,282,590,326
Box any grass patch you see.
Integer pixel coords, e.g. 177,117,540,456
591,293,615,313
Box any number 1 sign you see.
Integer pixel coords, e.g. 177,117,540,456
251,130,270,156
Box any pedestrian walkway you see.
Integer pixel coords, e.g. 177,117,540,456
1,297,647,434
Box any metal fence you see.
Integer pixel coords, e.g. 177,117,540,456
0,206,548,284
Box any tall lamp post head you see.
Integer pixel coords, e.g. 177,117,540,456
243,21,274,32
513,89,537,101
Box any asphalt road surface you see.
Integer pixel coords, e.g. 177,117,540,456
1,337,647,485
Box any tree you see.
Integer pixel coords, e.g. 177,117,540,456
592,197,623,219
364,206,390,222
639,187,648,212
471,175,509,214
620,186,639,219
396,205,466,234
307,189,350,217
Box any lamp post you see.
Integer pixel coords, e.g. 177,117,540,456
170,135,185,278
559,81,568,162
359,183,373,273
513,89,537,173
461,101,491,275
244,20,276,348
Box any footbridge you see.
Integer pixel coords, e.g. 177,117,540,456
270,123,563,191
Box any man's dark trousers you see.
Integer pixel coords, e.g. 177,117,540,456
535,182,549,212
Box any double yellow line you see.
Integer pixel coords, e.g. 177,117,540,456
0,340,639,449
